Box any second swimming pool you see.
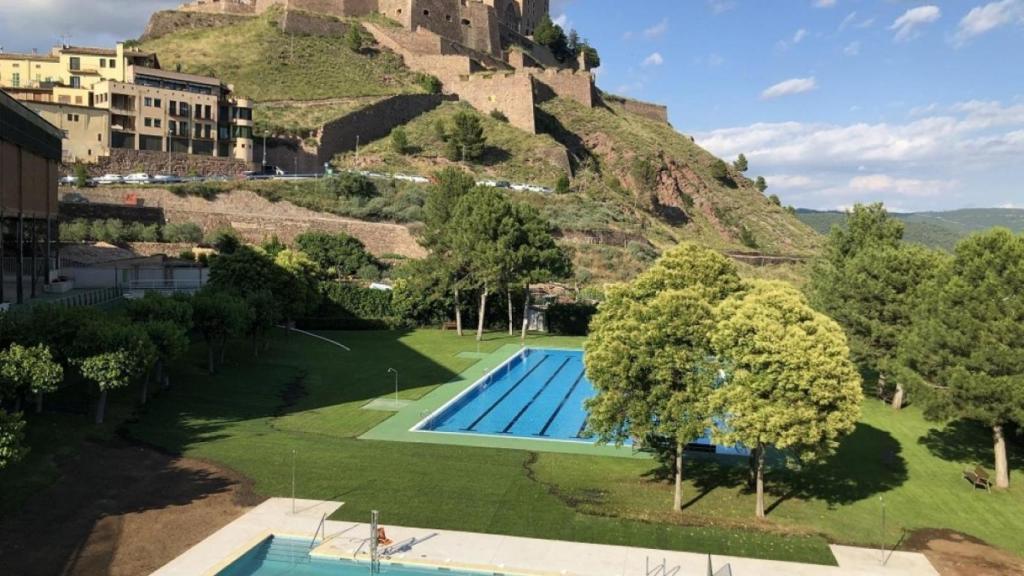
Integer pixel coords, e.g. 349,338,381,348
416,348,596,442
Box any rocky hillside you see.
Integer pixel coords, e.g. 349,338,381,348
133,9,821,281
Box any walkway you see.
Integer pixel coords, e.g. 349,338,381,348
152,498,940,576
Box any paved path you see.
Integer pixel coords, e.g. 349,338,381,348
152,498,940,576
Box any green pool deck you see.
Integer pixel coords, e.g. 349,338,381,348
360,344,647,458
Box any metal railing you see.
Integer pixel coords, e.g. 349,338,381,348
124,279,204,296
309,513,327,550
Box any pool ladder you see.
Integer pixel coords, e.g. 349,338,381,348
309,512,326,550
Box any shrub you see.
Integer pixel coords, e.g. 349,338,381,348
710,159,731,183
489,109,509,123
555,173,571,195
59,220,90,243
357,263,381,281
445,110,486,162
390,127,410,155
738,226,759,249
631,157,659,193
74,163,89,188
733,153,749,172
318,172,376,198
626,241,659,263
433,118,448,141
418,74,442,94
164,222,204,243
545,302,597,336
345,24,363,52
319,283,393,320
178,249,196,262
205,226,242,254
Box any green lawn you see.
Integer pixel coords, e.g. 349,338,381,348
7,328,1022,566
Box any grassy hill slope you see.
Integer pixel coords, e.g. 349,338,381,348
140,10,424,102
797,208,1024,251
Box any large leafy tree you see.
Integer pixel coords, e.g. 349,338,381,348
710,281,863,518
295,231,377,281
126,293,193,395
422,169,477,334
0,344,63,414
585,243,743,511
511,202,572,338
193,289,246,374
73,320,155,425
274,249,322,329
891,228,1024,489
809,203,914,406
77,351,135,425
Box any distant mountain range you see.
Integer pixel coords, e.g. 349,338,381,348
796,208,1024,251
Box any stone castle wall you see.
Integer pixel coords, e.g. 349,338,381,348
449,72,536,132
142,10,251,41
620,99,670,125
180,0,258,14
85,149,251,178
279,8,350,35
533,69,593,108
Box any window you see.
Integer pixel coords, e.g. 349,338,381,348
97,134,102,142
108,59,116,68
154,119,161,129
74,95,82,105
144,118,152,127
204,124,211,139
205,104,212,119
144,97,153,106
446,14,453,22
67,114,74,121
70,76,81,88
194,123,201,138
69,57,80,71
462,18,471,26
423,9,430,16
154,98,161,107
100,60,107,68
168,120,176,135
168,100,176,115
195,106,201,119
74,114,79,121
11,73,19,87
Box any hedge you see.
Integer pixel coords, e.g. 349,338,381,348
545,302,597,336
319,283,393,321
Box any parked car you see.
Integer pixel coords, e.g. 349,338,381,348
394,173,430,184
93,174,124,185
62,192,90,204
58,175,78,186
152,174,183,184
124,173,153,184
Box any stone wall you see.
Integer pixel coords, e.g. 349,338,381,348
59,201,166,225
533,69,593,108
257,94,448,170
278,8,349,36
179,0,257,15
620,98,670,125
141,10,251,41
450,72,536,132
88,149,252,177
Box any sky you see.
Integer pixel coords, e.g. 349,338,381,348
2,0,1023,211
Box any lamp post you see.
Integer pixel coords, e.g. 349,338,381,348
387,367,398,406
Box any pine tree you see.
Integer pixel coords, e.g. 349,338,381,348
734,153,749,172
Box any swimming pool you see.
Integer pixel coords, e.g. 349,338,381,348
414,348,748,455
217,536,489,575
415,349,596,442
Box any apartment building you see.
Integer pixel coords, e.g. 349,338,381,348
0,44,253,164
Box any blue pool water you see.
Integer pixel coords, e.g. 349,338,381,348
417,349,596,442
217,536,487,575
416,348,748,455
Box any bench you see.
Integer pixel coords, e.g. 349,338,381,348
964,466,992,492
441,321,459,331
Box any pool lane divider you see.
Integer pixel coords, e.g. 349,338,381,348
463,356,549,432
538,363,587,437
501,356,572,434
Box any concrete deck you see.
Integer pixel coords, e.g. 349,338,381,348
152,498,940,576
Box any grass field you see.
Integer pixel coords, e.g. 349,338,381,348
5,328,1022,567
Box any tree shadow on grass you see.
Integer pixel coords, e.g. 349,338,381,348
918,419,1024,471
640,423,910,517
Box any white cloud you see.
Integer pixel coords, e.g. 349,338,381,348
955,0,1024,45
760,77,818,100
890,5,942,42
552,14,570,28
839,12,858,31
815,0,837,7
643,18,669,39
793,28,809,43
843,41,861,56
642,52,664,67
847,174,956,198
0,0,181,51
707,0,737,15
695,100,1024,209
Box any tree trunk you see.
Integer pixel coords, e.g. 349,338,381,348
755,445,766,519
507,290,514,336
208,345,216,375
520,283,530,341
476,287,488,341
95,389,108,425
141,372,149,405
994,424,1010,489
673,442,684,512
454,286,463,336
891,382,905,411
35,391,43,414
747,447,759,489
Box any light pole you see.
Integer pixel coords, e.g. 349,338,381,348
387,367,398,405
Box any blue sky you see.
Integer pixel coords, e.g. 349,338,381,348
2,0,1022,211
552,0,1024,211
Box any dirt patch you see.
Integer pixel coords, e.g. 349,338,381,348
905,529,1024,576
0,440,260,576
